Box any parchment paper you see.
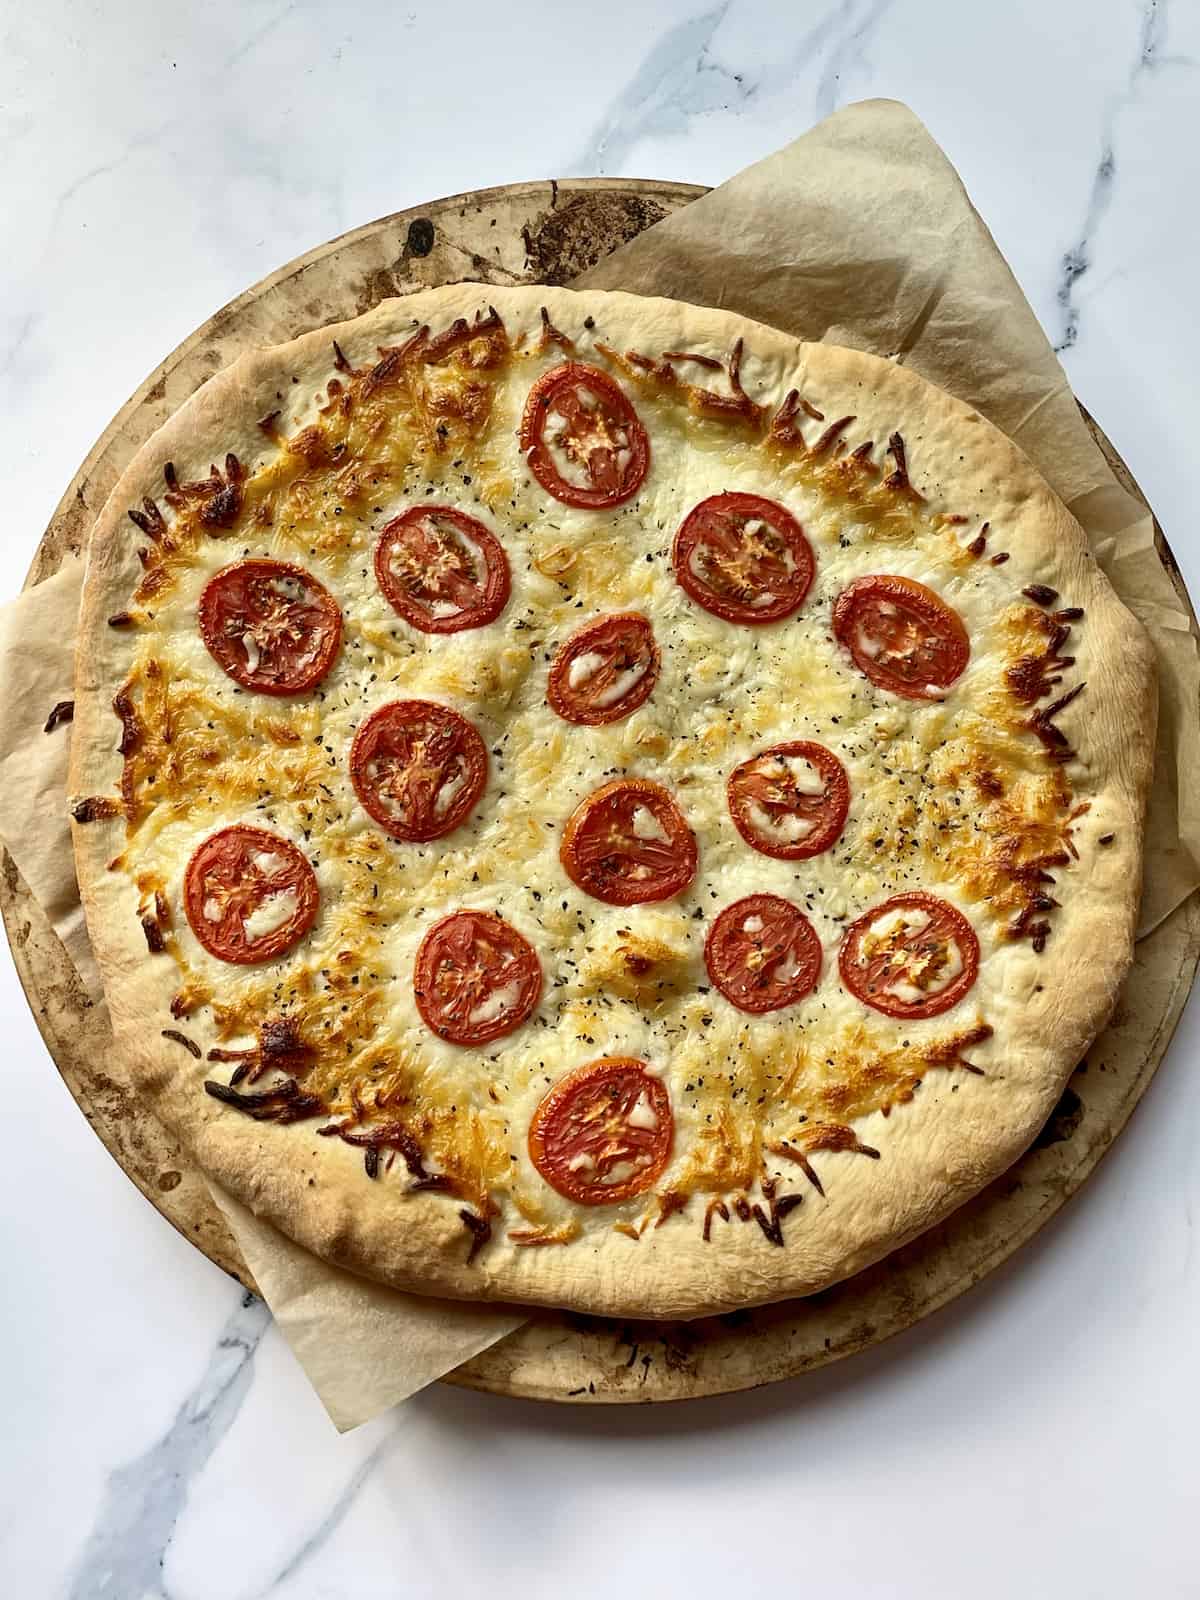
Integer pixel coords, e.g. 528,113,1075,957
209,1187,524,1430
0,557,102,995
1,98,1196,1426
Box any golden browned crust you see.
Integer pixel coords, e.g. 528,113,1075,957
70,285,1155,1318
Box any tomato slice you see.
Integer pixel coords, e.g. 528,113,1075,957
414,911,542,1045
184,825,319,965
704,894,822,1014
350,700,487,842
832,573,969,699
560,778,697,905
528,1057,673,1205
672,492,814,624
198,559,342,695
839,891,979,1019
374,505,510,634
547,612,660,726
727,741,849,861
520,362,649,509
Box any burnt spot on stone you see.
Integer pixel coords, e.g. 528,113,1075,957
406,217,436,257
353,264,402,316
1033,1085,1084,1149
522,193,668,286
661,1326,701,1373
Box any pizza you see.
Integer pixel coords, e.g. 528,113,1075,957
69,284,1155,1318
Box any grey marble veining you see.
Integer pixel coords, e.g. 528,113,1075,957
65,1295,270,1600
250,1432,400,1598
62,1281,410,1599
1054,0,1192,352
572,0,896,176
813,0,894,119
3,2,1199,1597
571,3,753,175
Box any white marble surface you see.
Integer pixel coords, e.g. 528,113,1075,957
2,1,1199,1595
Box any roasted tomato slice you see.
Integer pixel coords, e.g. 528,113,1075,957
832,573,969,699
547,612,660,726
528,1057,673,1205
727,740,850,861
199,559,342,694
520,362,649,509
184,825,319,965
560,778,697,905
414,911,542,1045
839,891,979,1019
672,492,814,624
350,700,487,842
704,894,822,1014
374,505,510,634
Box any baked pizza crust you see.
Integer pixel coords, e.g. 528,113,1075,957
70,284,1156,1318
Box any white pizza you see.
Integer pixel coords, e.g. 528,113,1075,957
68,284,1155,1318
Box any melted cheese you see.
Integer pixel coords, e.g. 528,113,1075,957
627,1092,659,1131
631,806,669,843
866,907,930,942
242,888,299,943
566,650,650,708
745,800,814,843
468,981,522,1027
566,650,605,689
777,754,827,795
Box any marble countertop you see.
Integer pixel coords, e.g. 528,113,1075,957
3,2,1198,1595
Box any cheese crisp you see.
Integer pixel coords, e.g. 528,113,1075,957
69,286,1155,1318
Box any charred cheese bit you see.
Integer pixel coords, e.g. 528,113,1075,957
578,911,694,1004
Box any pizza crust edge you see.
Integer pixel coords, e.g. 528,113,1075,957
69,284,1156,1317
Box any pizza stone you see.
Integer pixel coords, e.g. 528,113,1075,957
69,284,1155,1318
